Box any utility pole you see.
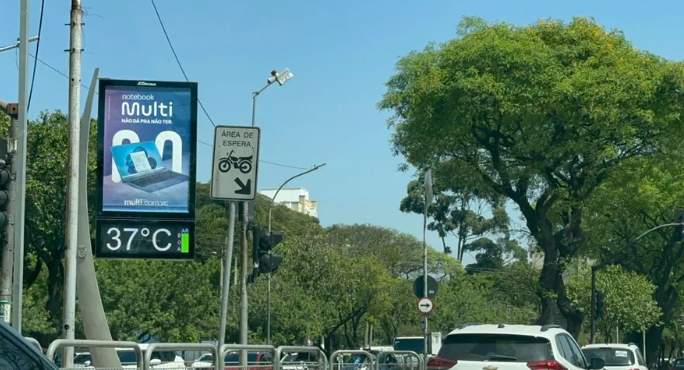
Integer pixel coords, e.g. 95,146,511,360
63,0,83,368
0,100,17,324
12,0,30,333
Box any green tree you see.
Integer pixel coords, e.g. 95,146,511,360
582,155,684,360
566,264,661,341
401,173,512,261
95,259,220,342
379,16,684,337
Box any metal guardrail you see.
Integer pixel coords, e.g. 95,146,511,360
144,343,219,370
375,351,423,370
219,344,278,370
46,339,142,369
330,350,374,370
25,336,42,352
277,345,327,370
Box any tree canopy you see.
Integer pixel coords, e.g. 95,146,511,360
380,16,684,337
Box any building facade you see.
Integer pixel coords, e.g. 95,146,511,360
259,187,318,218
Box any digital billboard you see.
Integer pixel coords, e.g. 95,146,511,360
97,79,197,219
95,219,195,260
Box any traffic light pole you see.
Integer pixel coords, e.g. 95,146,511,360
0,100,17,324
12,0,30,334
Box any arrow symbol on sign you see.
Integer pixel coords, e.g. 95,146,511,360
234,178,252,195
420,303,431,308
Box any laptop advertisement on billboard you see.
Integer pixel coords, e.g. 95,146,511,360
97,79,197,219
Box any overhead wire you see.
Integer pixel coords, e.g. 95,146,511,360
27,0,45,113
149,0,216,127
196,139,310,170
23,6,308,172
29,55,307,171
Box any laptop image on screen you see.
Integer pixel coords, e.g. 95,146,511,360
111,141,189,193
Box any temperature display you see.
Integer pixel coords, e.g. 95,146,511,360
95,220,195,260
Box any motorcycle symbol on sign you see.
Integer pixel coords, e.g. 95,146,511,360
218,150,253,174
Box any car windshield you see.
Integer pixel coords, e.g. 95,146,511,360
393,339,424,354
198,354,213,362
118,351,137,364
282,354,298,362
439,334,552,362
117,350,176,364
225,352,265,364
73,354,92,364
582,348,635,366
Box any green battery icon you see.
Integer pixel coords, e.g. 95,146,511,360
181,232,189,253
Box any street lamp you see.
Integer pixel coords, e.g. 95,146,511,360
237,68,294,354
266,163,327,344
252,68,294,127
0,37,38,53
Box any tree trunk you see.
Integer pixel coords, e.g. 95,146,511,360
555,269,583,338
45,260,64,330
533,231,558,326
646,325,665,367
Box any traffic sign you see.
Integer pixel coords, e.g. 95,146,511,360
418,297,434,315
210,126,261,200
414,275,439,299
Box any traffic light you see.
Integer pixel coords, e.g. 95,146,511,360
250,227,284,282
0,142,10,229
260,232,283,274
595,291,605,319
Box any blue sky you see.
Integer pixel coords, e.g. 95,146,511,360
1,0,683,266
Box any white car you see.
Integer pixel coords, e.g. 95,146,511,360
191,353,214,369
581,343,648,370
73,345,184,369
426,324,606,370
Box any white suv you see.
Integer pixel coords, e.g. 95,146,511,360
427,324,606,370
581,343,648,370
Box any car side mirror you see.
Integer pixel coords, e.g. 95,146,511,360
590,358,605,369
150,358,162,365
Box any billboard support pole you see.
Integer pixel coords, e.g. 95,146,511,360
63,1,83,368
76,68,122,369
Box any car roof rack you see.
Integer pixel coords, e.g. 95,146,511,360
458,323,479,329
540,324,562,332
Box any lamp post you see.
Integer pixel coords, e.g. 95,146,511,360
266,163,327,344
238,68,294,364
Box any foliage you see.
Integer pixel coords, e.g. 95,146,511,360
582,154,684,360
400,175,511,261
379,16,684,336
566,264,661,339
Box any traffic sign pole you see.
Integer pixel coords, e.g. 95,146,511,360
210,125,261,367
